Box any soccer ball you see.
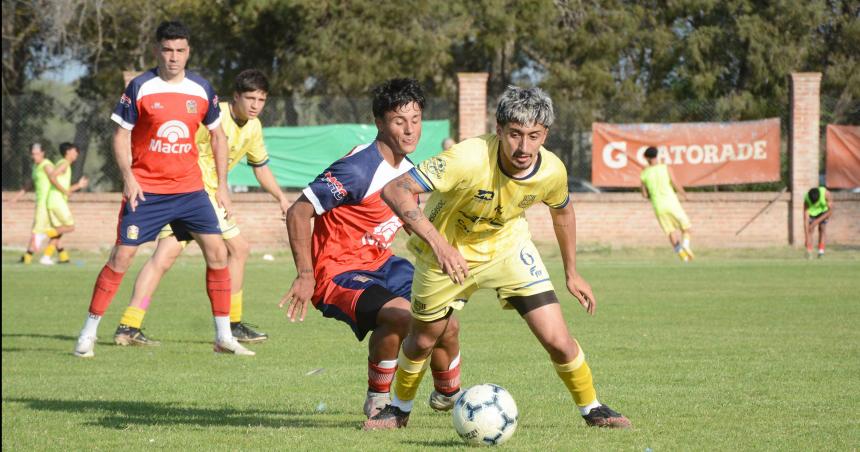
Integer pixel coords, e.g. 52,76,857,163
452,384,519,446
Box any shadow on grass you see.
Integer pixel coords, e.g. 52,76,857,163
5,397,356,430
2,333,76,341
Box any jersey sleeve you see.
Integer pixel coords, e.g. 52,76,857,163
411,144,475,193
202,86,221,130
110,82,138,130
302,158,361,215
245,122,270,167
542,154,570,209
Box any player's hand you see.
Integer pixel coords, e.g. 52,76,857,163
216,186,233,219
123,177,145,212
279,273,315,322
79,176,89,189
566,272,596,315
434,241,469,285
279,198,291,223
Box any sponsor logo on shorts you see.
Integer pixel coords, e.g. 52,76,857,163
186,100,197,113
149,120,192,154
474,189,495,201
412,300,426,312
152,102,164,110
520,247,543,278
127,225,139,240
518,194,536,209
424,157,446,179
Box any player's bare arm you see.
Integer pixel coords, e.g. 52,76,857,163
209,124,232,218
640,184,649,199
550,202,596,315
46,162,67,196
668,166,688,200
253,165,290,218
381,173,469,285
280,195,316,322
113,126,144,211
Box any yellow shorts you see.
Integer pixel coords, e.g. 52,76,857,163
157,193,239,241
32,202,52,234
410,240,556,322
47,200,75,227
655,206,691,235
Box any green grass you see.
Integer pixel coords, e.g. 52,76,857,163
3,248,859,450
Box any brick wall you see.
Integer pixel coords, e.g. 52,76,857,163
4,191,857,252
457,72,490,141
789,73,822,245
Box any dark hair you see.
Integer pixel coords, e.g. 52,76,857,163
372,78,425,119
644,146,658,159
235,69,269,94
156,21,191,43
59,142,77,156
807,187,820,204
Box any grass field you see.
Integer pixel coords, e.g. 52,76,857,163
2,247,859,450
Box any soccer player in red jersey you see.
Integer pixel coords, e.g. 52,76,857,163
73,20,253,357
280,79,462,418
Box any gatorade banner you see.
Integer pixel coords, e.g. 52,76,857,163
592,118,781,187
228,120,450,188
825,125,860,188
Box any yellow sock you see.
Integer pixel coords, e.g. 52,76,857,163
553,344,597,407
45,228,59,238
230,291,243,323
119,306,147,329
22,253,32,264
58,249,70,262
393,349,430,404
43,244,56,257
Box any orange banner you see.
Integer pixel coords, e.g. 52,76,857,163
591,119,781,187
825,125,860,188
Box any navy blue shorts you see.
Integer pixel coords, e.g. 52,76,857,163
314,256,414,341
808,212,829,225
115,190,221,246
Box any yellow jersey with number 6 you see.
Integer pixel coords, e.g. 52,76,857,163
408,134,569,265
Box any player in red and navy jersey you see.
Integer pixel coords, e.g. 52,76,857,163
73,20,253,358
280,79,462,418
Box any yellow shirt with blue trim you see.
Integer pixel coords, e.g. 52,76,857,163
195,101,269,193
408,134,570,264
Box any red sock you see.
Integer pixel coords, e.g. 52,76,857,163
206,267,231,316
368,360,397,393
88,265,125,316
432,361,462,396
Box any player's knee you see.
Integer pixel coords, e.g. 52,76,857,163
108,248,135,272
544,335,577,362
205,244,229,267
230,239,250,261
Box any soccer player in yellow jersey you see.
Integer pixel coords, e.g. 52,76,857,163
112,69,288,347
364,86,630,430
14,143,55,264
42,142,89,264
639,146,693,261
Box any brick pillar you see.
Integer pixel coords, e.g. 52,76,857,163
789,72,822,245
457,72,489,141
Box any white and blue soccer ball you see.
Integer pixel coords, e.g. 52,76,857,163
452,384,519,446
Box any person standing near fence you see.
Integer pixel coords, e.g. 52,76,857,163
14,143,55,264
804,186,833,259
640,146,694,261
42,142,89,264
73,20,251,358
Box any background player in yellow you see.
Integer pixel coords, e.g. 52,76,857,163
42,142,89,264
13,143,55,264
112,69,288,346
364,86,630,430
640,146,693,261
804,186,833,259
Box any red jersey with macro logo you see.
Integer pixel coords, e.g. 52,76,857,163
302,142,415,288
110,68,221,194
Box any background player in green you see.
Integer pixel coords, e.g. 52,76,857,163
640,146,693,261
365,86,630,430
804,186,833,259
43,142,89,264
14,143,55,264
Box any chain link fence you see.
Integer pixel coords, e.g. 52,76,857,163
3,87,854,193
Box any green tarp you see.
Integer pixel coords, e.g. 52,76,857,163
228,120,451,188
